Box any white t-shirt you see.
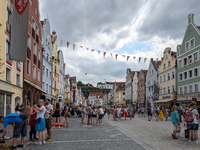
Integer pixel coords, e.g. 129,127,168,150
93,109,97,115
37,106,46,118
99,108,104,114
117,108,121,115
151,108,153,113
46,104,53,118
189,108,199,124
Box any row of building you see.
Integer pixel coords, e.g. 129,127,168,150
0,0,83,117
92,14,200,109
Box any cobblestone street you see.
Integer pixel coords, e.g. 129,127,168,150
105,115,200,150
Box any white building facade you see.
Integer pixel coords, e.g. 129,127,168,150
133,72,139,104
58,50,65,101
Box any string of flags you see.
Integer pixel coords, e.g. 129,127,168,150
61,40,160,63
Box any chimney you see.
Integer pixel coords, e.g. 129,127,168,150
188,13,194,25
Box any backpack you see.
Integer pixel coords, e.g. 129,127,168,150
185,109,194,123
148,108,151,113
155,109,158,114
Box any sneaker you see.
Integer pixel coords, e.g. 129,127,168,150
37,142,42,146
195,141,199,144
34,137,39,140
45,137,49,140
17,144,23,148
188,140,192,144
58,126,61,128
43,141,46,145
9,145,17,149
178,134,183,138
47,138,52,142
29,139,34,142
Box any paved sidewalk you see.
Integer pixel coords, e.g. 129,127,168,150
105,114,200,150
23,116,145,150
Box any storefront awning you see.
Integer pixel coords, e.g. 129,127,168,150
154,99,174,103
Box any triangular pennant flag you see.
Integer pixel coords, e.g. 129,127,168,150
80,46,83,48
73,44,76,50
144,58,147,63
103,52,106,58
60,40,63,46
91,49,95,52
139,57,141,63
67,42,70,48
86,48,89,50
98,51,100,55
122,55,126,57
115,54,118,60
110,53,113,58
133,56,136,60
127,56,130,61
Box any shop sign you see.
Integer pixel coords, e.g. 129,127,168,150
162,96,170,99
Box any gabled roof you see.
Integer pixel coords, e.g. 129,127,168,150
153,61,161,71
105,82,114,84
115,82,125,91
97,82,102,85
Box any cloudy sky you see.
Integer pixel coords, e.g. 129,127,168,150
39,0,200,85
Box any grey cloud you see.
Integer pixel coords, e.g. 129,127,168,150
137,0,200,41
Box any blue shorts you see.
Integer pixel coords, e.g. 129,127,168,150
35,118,46,131
98,114,104,120
81,112,85,116
189,124,199,131
138,112,140,114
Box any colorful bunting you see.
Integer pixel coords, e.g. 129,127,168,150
133,56,136,60
110,53,113,58
73,44,76,50
122,55,126,57
91,49,95,52
115,54,118,60
80,46,83,48
127,56,130,61
67,42,69,48
103,52,106,58
139,57,141,63
144,58,147,63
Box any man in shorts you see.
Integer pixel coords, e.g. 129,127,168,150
171,105,180,139
86,105,92,125
45,98,53,142
141,106,145,118
0,113,27,149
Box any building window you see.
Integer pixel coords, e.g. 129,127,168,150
6,40,10,55
54,81,56,89
194,68,198,77
163,64,166,69
32,18,35,29
188,55,192,64
168,87,170,94
194,53,198,62
38,69,40,82
47,53,49,61
179,60,182,68
163,88,166,94
167,73,170,81
163,75,166,82
184,58,187,66
43,65,45,74
16,73,20,86
180,73,182,81
191,39,194,48
172,71,175,79
189,85,193,93
6,67,11,82
27,59,30,75
168,61,170,67
172,86,175,92
189,70,192,78
160,76,162,83
34,42,37,55
38,49,41,60
49,86,51,94
27,34,31,49
184,72,187,80
184,86,187,93
55,66,56,73
46,68,48,77
46,84,48,93
49,71,51,78
180,87,183,94
194,84,198,92
36,25,39,35
42,81,44,90
186,42,189,51
33,65,36,79
159,89,162,95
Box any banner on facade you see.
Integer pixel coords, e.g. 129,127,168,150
10,0,29,62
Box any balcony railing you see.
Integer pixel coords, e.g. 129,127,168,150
32,28,35,39
27,47,31,59
6,54,12,66
17,62,21,72
36,34,39,44
6,22,11,34
33,54,37,65
38,60,40,69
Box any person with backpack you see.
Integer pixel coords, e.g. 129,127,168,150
147,106,152,121
186,102,199,144
171,105,180,139
0,113,27,149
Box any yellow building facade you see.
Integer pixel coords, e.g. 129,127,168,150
113,82,125,106
51,31,59,104
0,0,24,116
156,48,177,107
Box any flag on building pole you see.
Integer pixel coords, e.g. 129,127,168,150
10,0,29,62
139,57,141,63
73,44,76,50
67,42,69,48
